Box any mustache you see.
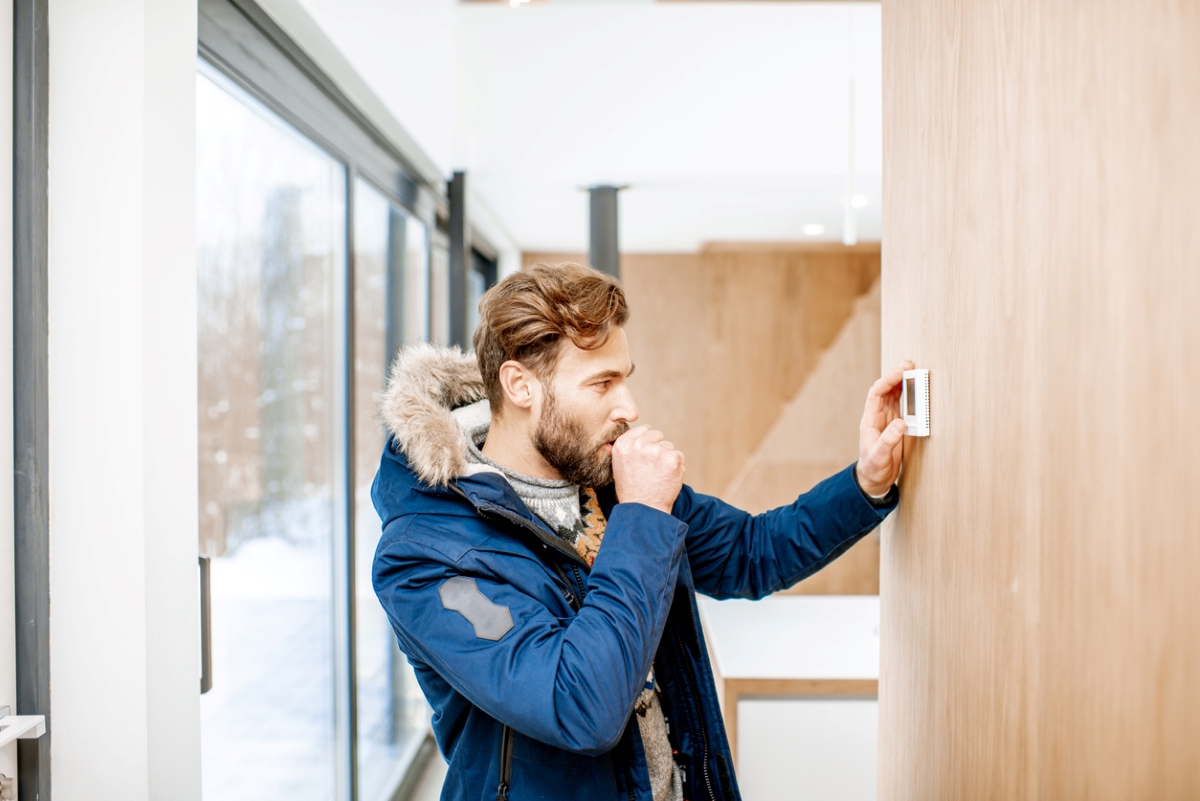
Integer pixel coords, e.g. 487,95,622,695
601,421,631,445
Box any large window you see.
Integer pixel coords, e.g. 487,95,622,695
195,2,440,798
196,65,347,800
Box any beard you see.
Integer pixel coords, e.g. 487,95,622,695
533,389,629,488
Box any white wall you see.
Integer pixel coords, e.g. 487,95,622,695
47,1,199,798
0,0,15,784
456,3,882,252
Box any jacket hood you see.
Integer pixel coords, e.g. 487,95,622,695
380,343,488,488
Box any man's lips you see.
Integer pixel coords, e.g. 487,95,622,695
600,427,626,455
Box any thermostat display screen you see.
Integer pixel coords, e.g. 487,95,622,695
900,368,930,437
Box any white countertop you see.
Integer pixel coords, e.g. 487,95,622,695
697,595,880,681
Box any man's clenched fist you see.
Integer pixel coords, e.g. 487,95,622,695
612,425,686,515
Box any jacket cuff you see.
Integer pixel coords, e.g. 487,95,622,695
852,463,899,510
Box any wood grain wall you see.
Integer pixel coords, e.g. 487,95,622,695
880,2,1200,798
523,246,879,497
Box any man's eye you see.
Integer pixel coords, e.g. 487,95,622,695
594,381,610,390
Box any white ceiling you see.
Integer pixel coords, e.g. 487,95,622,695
297,0,881,253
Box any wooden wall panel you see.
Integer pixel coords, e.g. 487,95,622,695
881,2,1200,799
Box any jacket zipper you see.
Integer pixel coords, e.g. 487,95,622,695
550,561,581,610
468,494,590,608
496,724,515,801
673,624,717,801
571,564,587,601
463,492,583,801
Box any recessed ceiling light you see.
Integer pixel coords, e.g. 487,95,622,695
801,223,825,236
851,195,868,208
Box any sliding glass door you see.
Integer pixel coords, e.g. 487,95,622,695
352,177,432,801
196,61,431,801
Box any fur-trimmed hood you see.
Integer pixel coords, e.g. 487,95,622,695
379,343,488,488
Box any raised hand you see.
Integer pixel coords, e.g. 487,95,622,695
856,360,915,497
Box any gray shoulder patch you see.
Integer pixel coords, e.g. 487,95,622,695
438,576,514,641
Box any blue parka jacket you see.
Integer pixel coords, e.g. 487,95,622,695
370,345,898,801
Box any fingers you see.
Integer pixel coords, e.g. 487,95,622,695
616,424,650,444
868,361,916,399
861,361,916,427
620,426,669,447
865,418,905,463
878,417,906,449
873,419,902,455
611,423,687,514
613,427,678,464
861,376,898,428
861,418,906,487
868,368,904,400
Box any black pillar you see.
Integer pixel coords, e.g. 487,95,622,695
14,0,52,798
588,185,620,279
448,171,470,349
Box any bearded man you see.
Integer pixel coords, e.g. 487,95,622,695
372,262,908,801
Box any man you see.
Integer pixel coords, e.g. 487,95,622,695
372,262,908,801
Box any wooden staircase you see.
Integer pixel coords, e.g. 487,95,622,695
723,279,882,594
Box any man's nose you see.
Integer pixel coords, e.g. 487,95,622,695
613,386,639,424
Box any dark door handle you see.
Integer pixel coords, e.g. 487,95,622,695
199,555,213,694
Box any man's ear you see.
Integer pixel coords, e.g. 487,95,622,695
497,360,539,411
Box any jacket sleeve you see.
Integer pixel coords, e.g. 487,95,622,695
675,463,897,601
372,503,688,757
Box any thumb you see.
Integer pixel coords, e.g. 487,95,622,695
875,418,906,454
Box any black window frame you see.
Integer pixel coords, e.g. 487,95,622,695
14,1,51,800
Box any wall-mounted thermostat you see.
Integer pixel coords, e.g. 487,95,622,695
900,369,930,437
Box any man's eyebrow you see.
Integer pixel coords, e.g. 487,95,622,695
583,364,635,383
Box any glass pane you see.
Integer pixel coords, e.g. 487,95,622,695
197,66,345,801
429,243,451,346
466,252,497,342
353,178,432,801
401,214,431,348
466,268,486,341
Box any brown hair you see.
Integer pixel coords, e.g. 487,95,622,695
473,262,629,413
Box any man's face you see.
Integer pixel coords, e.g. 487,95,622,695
532,328,638,487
